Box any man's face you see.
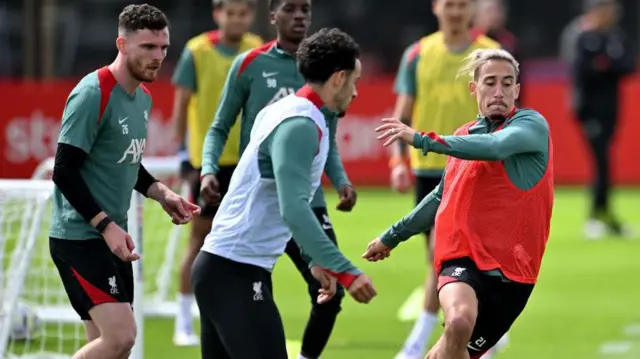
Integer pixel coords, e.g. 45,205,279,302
469,59,519,120
271,0,311,44
214,2,255,41
433,0,473,33
595,2,620,28
120,28,170,83
332,59,361,114
476,1,505,31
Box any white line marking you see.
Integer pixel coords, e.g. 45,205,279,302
624,324,640,337
599,341,632,355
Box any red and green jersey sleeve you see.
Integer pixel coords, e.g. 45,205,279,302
414,109,550,190
260,117,361,284
171,48,197,92
201,52,251,176
57,85,102,153
322,113,351,190
393,42,420,97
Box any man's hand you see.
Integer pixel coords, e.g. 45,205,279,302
390,162,411,193
200,174,221,206
310,265,337,304
160,190,201,225
375,118,417,147
362,237,392,262
336,184,357,212
347,274,377,304
103,223,140,262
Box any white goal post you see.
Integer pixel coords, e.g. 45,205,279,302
1,156,190,359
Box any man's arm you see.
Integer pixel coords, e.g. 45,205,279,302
134,164,160,198
53,87,108,227
379,174,444,248
323,115,351,189
201,54,249,176
171,48,197,145
413,113,549,161
270,117,361,287
391,43,419,161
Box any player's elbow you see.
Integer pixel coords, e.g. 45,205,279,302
279,201,301,229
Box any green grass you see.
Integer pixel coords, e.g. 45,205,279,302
6,187,640,359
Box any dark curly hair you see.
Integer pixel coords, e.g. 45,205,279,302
268,0,282,10
296,28,360,85
213,0,256,10
118,4,169,34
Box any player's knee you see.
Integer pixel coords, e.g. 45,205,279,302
443,305,476,345
104,326,136,355
110,328,136,355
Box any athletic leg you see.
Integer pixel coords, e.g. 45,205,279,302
396,175,442,359
432,282,477,359
285,207,344,359
192,251,288,359
83,321,101,341
50,238,137,359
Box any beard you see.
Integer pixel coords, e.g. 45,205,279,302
127,57,157,83
487,113,507,122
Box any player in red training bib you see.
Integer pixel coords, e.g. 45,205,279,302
364,48,554,359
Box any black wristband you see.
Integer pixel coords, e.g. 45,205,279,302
95,216,113,234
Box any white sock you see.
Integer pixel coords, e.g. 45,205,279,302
176,293,194,333
401,310,439,357
297,355,314,359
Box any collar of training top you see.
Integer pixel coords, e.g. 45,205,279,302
295,85,324,110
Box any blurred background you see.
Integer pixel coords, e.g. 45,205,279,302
1,1,640,359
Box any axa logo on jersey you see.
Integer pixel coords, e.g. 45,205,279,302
266,87,296,106
117,138,146,164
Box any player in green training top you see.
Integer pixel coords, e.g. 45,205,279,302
199,1,355,358
49,5,199,359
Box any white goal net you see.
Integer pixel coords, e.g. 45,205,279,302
1,156,188,359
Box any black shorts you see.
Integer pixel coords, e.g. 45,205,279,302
437,257,535,358
49,237,134,321
189,165,236,218
284,207,345,307
192,252,287,359
415,173,443,240
415,173,443,205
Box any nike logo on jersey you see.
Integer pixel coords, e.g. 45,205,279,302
262,71,279,78
118,117,128,124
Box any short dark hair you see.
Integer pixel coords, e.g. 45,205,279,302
213,0,256,10
296,28,360,84
118,4,169,33
268,0,282,10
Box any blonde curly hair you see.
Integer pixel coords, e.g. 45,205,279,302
457,48,520,81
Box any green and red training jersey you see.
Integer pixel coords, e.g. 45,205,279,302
50,67,152,240
200,41,350,208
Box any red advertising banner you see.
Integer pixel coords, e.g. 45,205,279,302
1,77,639,185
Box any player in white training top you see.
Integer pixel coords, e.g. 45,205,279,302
191,28,376,359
